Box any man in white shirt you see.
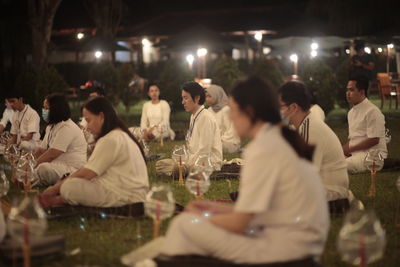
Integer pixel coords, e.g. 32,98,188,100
343,77,387,173
182,82,223,170
0,99,14,134
278,81,350,205
6,93,40,151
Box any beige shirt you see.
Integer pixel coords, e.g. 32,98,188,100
10,105,40,143
40,119,87,169
85,129,149,203
348,98,387,157
235,123,329,262
187,106,223,170
299,114,349,200
208,106,240,146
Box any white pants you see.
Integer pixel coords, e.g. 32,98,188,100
60,178,131,207
222,141,240,154
161,213,280,264
346,152,368,174
35,162,78,186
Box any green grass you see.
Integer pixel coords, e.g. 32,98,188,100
2,99,400,266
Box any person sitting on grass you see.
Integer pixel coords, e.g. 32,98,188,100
343,76,387,173
39,97,149,208
205,84,241,154
6,91,40,151
140,83,175,142
278,81,350,208
0,99,14,134
156,77,329,265
34,94,87,186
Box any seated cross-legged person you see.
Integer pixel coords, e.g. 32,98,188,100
39,97,149,208
156,77,329,265
34,94,87,186
156,82,223,175
140,83,175,142
278,81,350,205
205,84,241,154
6,92,40,151
343,77,388,173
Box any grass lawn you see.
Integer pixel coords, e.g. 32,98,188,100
1,97,400,266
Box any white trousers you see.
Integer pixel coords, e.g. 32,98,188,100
346,152,368,174
60,178,131,207
35,162,78,186
161,213,281,264
19,140,38,152
222,141,240,154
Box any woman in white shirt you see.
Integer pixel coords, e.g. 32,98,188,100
140,84,175,141
205,84,241,154
39,97,149,208
158,77,329,265
34,94,87,186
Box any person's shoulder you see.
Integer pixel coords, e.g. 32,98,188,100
27,105,39,117
160,100,169,106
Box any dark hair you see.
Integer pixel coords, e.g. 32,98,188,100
354,40,365,52
90,86,105,96
46,93,71,124
147,82,159,92
231,76,314,161
181,82,205,105
5,90,23,99
350,76,369,97
278,81,311,111
83,97,146,161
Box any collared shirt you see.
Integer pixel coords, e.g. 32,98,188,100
0,107,14,128
10,105,40,143
348,98,387,157
299,114,349,200
186,105,223,170
208,105,241,146
235,123,329,262
40,119,87,169
84,129,149,204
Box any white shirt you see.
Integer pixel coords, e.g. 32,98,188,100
10,105,40,143
140,100,175,139
310,104,325,121
187,106,223,170
85,129,149,203
208,106,241,146
40,119,87,169
348,98,387,157
235,124,329,262
0,107,14,127
299,114,349,200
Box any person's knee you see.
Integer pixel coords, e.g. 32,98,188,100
19,141,35,151
60,179,80,203
36,163,59,185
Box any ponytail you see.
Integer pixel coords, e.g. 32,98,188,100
280,126,315,161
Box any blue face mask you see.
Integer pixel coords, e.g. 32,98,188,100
42,109,49,123
280,109,290,126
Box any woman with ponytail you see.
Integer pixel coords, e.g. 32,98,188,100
156,77,329,266
39,97,149,208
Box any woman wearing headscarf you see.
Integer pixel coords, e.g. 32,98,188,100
205,85,241,154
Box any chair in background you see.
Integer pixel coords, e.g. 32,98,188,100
376,73,398,109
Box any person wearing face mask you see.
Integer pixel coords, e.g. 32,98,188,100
34,94,87,186
205,84,241,154
139,83,175,142
6,92,40,151
278,81,350,206
0,99,15,134
38,97,149,208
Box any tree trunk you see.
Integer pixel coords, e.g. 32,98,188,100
28,0,62,70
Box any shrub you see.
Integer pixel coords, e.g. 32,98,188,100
15,65,68,110
335,57,351,109
301,58,338,115
210,56,243,91
250,59,284,88
89,62,119,103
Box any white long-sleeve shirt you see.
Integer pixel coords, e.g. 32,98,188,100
187,106,223,170
140,100,175,140
208,106,241,147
